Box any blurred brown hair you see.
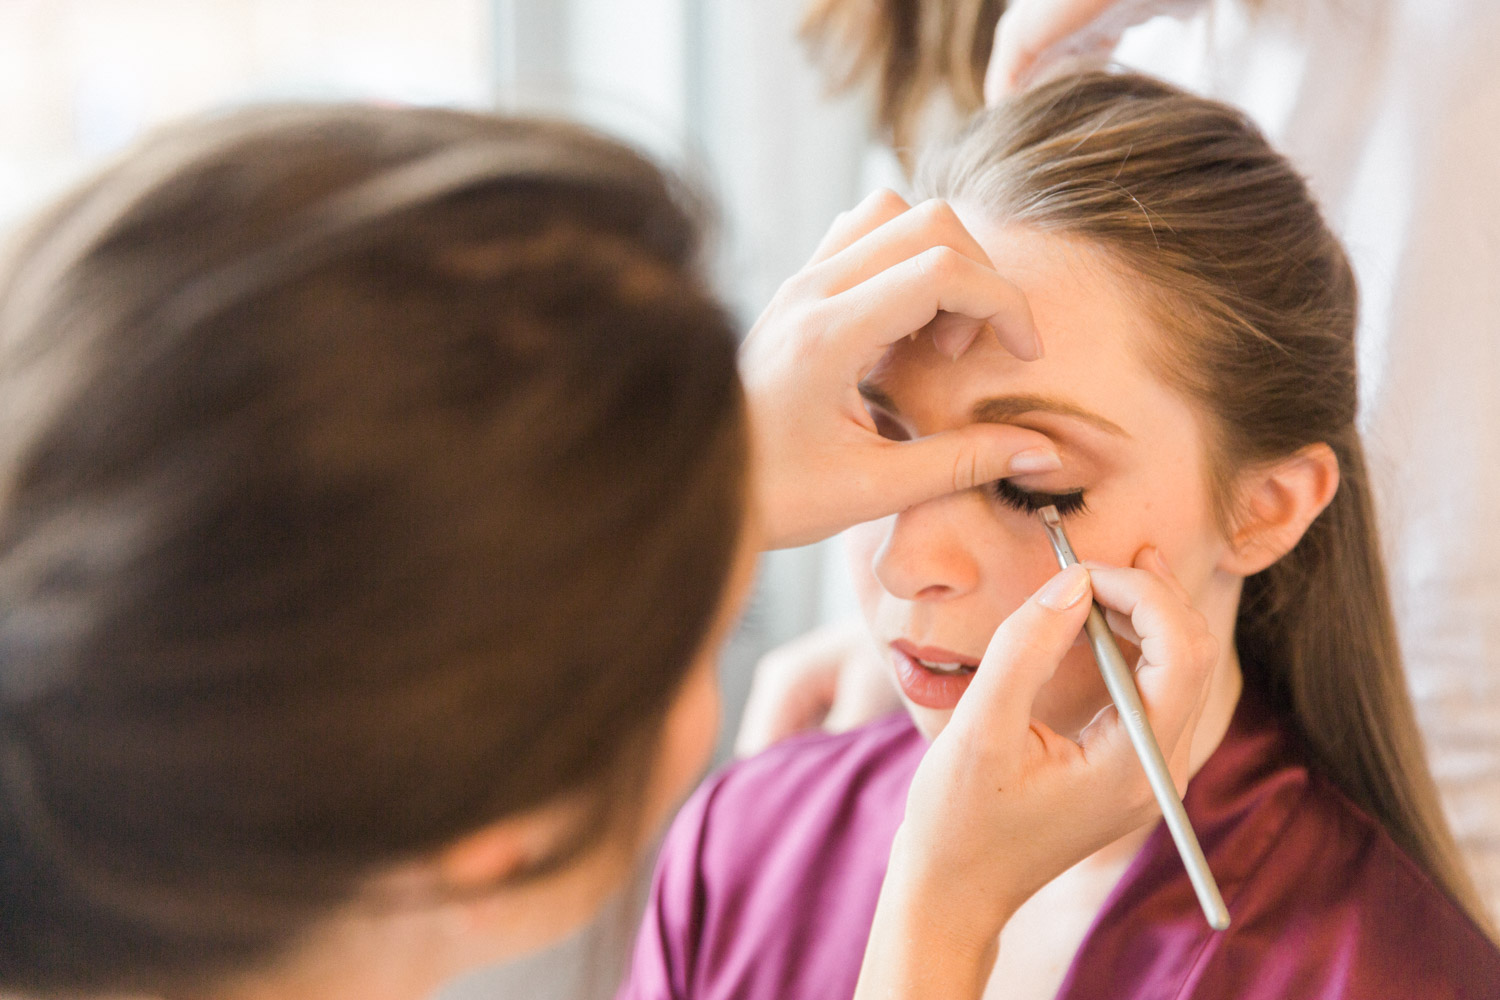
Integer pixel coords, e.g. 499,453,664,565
0,105,746,994
801,0,1004,164
918,70,1493,938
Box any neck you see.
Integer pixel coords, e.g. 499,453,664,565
201,909,460,1000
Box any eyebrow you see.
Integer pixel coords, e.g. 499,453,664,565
859,384,1131,439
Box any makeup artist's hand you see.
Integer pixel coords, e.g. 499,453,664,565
741,189,1057,550
856,550,1217,1000
984,0,1205,101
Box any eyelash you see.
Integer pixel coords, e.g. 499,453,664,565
867,403,1089,517
986,479,1088,517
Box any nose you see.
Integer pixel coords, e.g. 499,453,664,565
872,494,983,603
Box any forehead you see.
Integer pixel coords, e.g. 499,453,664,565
865,217,1197,450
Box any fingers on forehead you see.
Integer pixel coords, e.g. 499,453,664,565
816,197,993,294
805,189,911,267
822,252,1039,359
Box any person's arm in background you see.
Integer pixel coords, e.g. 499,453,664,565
733,618,897,757
984,0,1206,101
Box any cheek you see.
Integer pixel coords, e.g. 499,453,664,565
1064,485,1224,596
847,508,1067,626
986,523,1071,601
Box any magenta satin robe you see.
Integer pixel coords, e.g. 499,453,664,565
618,689,1500,999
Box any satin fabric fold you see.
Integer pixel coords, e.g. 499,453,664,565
619,689,1500,999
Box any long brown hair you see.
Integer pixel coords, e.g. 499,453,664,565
917,71,1493,937
0,105,746,994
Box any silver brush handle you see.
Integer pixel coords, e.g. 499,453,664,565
1039,506,1230,931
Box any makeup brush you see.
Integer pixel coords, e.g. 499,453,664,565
1037,505,1230,931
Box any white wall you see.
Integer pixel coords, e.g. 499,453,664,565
0,0,494,232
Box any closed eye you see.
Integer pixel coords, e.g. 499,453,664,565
870,407,909,442
986,479,1087,517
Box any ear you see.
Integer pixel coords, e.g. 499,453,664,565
1220,443,1340,576
435,811,561,891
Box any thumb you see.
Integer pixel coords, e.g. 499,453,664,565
985,12,1037,103
868,422,1061,513
949,565,1093,749
985,0,1123,103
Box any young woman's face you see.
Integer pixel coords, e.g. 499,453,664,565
848,219,1236,741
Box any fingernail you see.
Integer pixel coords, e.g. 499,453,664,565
997,321,1043,361
1037,564,1091,610
1148,547,1173,577
1008,448,1062,475
932,322,980,361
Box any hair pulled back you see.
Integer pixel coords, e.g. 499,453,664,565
918,71,1491,936
0,105,746,994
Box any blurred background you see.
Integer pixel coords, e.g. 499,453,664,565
0,1,878,995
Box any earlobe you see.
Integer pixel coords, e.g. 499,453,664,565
1221,443,1340,576
437,820,535,890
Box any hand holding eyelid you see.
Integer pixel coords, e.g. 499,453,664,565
793,189,1042,361
740,195,1052,549
1038,506,1230,930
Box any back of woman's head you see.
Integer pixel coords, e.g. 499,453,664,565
918,71,1491,935
0,105,746,994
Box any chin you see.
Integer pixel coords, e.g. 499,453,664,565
903,700,954,741
900,687,1109,745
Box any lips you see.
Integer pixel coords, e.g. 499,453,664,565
890,639,980,710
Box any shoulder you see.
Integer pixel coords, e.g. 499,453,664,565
1068,694,1500,999
620,715,923,1000
684,712,923,876
698,713,923,820
1189,729,1500,997
1213,768,1500,996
